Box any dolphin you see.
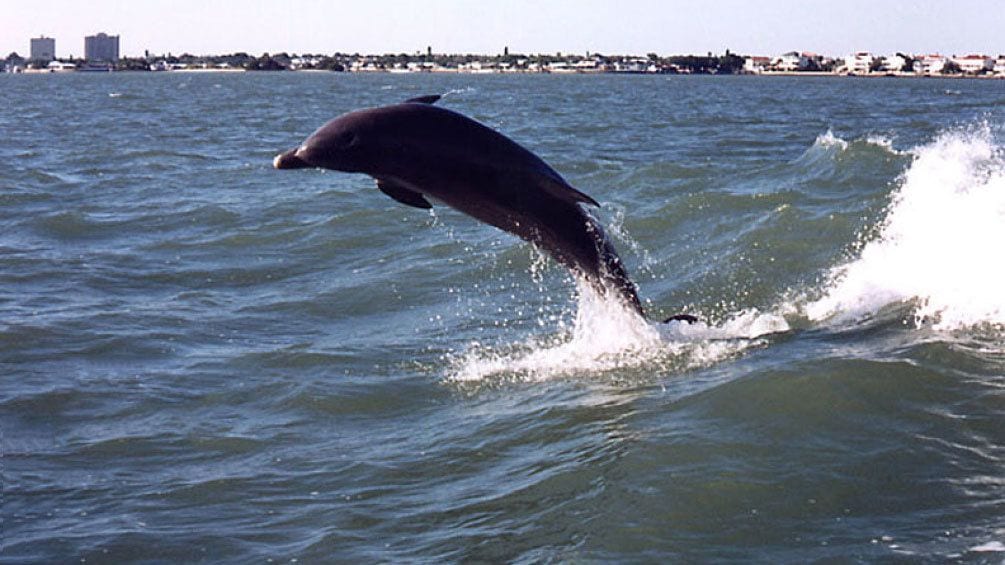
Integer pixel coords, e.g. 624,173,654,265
275,95,696,323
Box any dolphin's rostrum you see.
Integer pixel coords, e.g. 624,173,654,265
276,95,691,322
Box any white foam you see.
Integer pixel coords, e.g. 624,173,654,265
811,130,904,157
660,308,790,342
814,129,849,151
447,282,789,382
805,124,1005,331
447,282,656,381
969,541,1005,553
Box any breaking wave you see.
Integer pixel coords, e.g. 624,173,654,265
804,124,1005,331
449,123,1004,382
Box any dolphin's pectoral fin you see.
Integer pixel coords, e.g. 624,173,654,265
404,94,442,105
539,177,601,207
376,178,433,209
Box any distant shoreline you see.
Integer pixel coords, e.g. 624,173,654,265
9,68,1005,79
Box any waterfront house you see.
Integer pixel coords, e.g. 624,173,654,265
773,51,802,71
612,58,649,73
994,56,1005,76
289,55,323,69
350,59,382,72
880,54,910,72
463,60,498,73
572,58,603,72
405,61,442,72
743,56,771,74
772,52,819,72
801,52,824,70
843,52,876,74
951,54,993,74
914,54,947,75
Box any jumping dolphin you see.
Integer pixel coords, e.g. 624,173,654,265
275,95,696,323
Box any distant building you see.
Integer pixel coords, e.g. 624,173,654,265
85,32,120,62
30,36,55,62
880,54,911,73
843,52,876,74
773,51,818,72
5,52,26,72
743,56,771,74
572,58,603,72
612,58,649,73
951,54,993,74
915,54,947,75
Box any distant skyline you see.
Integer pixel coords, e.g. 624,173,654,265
3,0,1003,60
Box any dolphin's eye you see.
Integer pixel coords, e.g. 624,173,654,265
342,132,359,148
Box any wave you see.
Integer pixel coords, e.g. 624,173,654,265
803,123,1005,331
448,123,1004,381
802,129,908,160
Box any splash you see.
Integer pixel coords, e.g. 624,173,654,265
447,281,658,381
446,125,1005,381
814,129,850,151
805,124,1005,331
446,281,788,382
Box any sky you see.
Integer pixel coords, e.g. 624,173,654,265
3,0,1002,59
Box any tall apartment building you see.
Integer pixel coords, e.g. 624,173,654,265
30,36,56,62
84,33,120,62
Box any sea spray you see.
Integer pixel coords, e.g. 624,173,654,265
805,124,1005,330
447,280,660,381
447,280,789,382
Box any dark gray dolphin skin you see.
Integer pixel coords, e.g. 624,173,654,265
275,95,697,323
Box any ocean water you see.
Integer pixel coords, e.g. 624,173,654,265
2,72,1003,562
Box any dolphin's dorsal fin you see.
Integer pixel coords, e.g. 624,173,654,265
404,94,441,105
376,178,433,209
540,177,601,208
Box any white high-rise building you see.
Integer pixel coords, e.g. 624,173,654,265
85,33,120,62
30,36,55,62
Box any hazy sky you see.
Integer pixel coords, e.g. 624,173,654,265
3,0,1002,59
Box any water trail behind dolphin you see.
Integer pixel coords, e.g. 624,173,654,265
446,279,788,382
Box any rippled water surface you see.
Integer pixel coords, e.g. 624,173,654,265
3,72,1005,562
